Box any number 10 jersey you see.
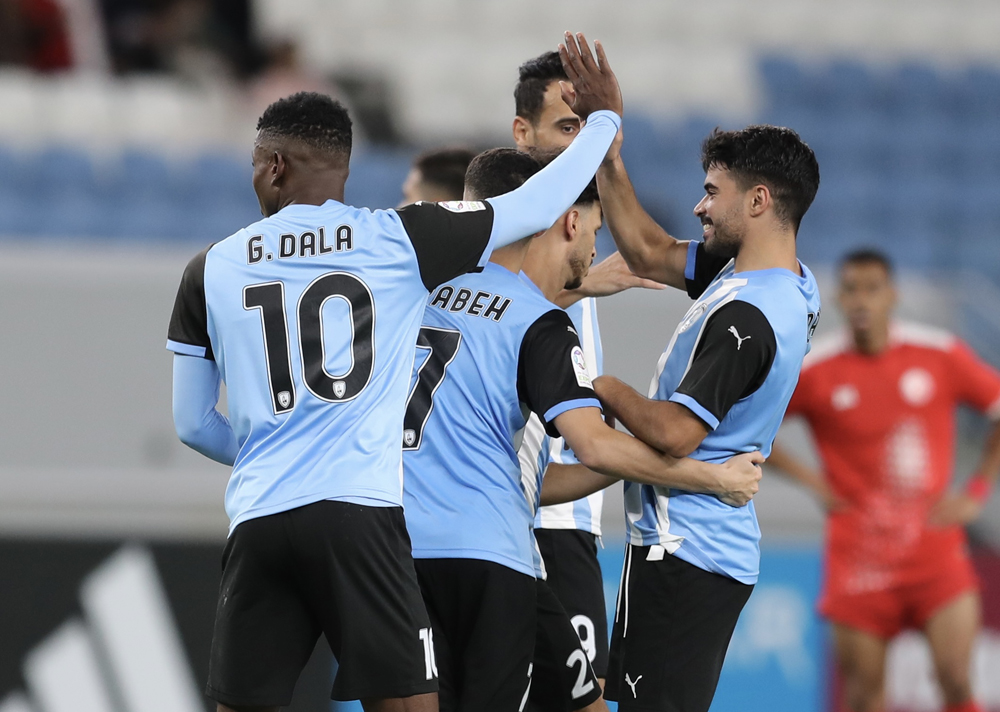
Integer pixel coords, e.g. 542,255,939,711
167,199,496,535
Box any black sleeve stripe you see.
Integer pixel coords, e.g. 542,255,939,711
517,309,599,438
167,245,215,361
395,201,496,291
674,300,776,426
685,241,732,299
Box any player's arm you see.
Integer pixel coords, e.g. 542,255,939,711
552,251,666,308
521,310,761,506
929,342,1000,526
166,246,237,465
595,300,777,458
766,441,845,511
398,35,623,290
172,354,239,465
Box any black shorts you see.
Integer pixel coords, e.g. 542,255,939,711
206,500,437,707
535,528,609,676
605,544,753,712
414,558,535,712
527,578,603,712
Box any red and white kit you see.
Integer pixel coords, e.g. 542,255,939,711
787,322,1000,637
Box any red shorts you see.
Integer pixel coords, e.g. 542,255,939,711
819,540,979,639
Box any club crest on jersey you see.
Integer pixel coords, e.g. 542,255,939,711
333,381,347,398
277,391,291,408
403,429,416,447
678,302,709,333
571,346,593,389
438,200,486,213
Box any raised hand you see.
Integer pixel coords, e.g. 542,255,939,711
715,452,764,507
578,251,666,298
557,32,623,119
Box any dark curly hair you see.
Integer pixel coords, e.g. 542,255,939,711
840,248,893,277
464,148,541,201
514,51,568,124
701,125,820,232
256,92,352,156
413,147,476,201
528,146,599,207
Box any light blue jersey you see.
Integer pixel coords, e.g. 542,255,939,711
624,241,821,584
166,110,622,536
533,297,605,535
403,264,601,577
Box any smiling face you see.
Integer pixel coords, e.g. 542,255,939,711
515,81,581,151
693,165,748,259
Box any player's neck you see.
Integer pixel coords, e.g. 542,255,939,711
853,326,890,355
276,171,347,211
733,229,800,275
520,244,566,302
489,238,532,275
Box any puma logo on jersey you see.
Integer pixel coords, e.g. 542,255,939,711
625,673,642,698
728,325,751,350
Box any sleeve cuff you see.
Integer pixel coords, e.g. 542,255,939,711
544,398,603,424
587,109,623,131
684,240,699,281
167,339,208,358
669,392,720,430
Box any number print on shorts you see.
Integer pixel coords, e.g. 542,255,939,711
571,614,597,662
418,627,438,680
402,327,462,450
566,649,595,699
244,272,376,415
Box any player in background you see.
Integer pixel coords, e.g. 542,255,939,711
402,141,762,712
512,49,664,695
558,32,822,712
400,147,475,205
767,250,1000,712
167,84,623,712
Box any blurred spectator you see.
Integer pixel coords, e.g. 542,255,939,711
99,0,259,79
0,0,72,71
400,147,475,205
248,39,339,120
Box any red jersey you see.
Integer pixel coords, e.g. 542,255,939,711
787,322,1000,593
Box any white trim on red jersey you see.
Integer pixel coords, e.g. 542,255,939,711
802,321,957,374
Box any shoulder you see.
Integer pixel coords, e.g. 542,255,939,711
890,321,956,352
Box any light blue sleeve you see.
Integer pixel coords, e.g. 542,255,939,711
485,110,622,251
172,354,239,465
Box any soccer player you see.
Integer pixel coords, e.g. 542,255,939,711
400,147,475,205
767,249,1000,712
512,50,663,700
402,141,763,711
557,32,823,712
166,84,624,712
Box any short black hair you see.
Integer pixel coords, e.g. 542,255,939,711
464,148,541,201
514,51,568,124
840,248,894,277
413,147,476,201
528,146,599,207
701,125,820,232
256,92,352,156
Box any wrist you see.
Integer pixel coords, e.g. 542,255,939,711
965,473,993,504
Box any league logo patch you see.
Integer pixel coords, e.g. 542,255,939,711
277,391,291,408
571,346,593,389
333,381,347,398
403,429,416,447
438,201,487,213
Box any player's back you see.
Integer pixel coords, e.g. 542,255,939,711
629,257,821,583
181,200,429,533
403,263,566,576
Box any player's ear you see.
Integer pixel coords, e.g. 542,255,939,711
271,151,287,187
748,184,770,218
564,208,581,241
512,116,532,149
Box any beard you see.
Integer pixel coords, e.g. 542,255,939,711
703,210,745,259
564,252,590,290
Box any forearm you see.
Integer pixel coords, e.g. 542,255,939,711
540,463,618,506
972,420,1000,483
487,111,620,248
596,156,686,287
172,355,239,466
598,377,703,457
766,442,824,490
